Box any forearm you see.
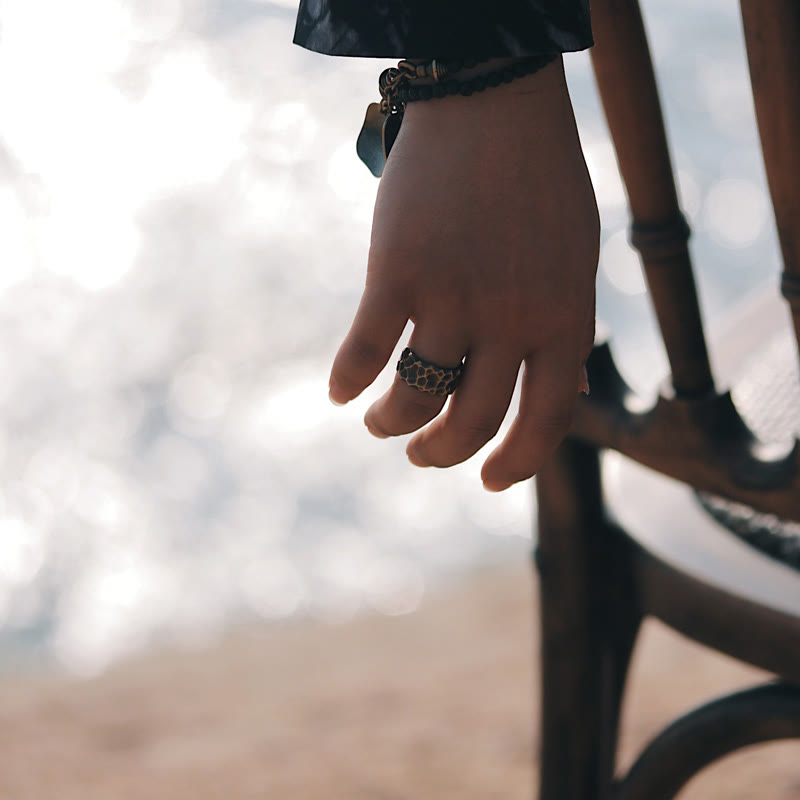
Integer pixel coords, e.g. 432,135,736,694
395,57,583,175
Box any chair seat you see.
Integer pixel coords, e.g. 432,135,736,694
600,294,800,680
700,314,800,571
602,451,800,681
602,293,800,680
697,491,800,572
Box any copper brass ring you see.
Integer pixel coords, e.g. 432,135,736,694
396,347,464,396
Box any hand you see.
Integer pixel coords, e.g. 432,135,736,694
329,57,599,491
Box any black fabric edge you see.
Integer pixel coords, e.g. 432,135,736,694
291,34,593,59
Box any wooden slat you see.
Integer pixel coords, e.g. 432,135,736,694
590,0,714,398
740,0,800,360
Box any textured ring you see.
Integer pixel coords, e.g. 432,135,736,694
396,347,464,396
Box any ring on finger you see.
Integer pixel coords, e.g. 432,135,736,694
396,346,464,396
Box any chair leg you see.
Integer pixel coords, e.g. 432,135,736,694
535,438,641,800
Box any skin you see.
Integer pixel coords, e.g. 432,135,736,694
329,57,599,491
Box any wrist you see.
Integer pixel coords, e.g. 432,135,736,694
401,56,568,122
407,56,534,84
357,54,568,177
400,55,559,105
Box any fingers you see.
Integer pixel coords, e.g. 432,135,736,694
363,326,468,439
481,343,579,491
329,285,409,405
405,346,520,467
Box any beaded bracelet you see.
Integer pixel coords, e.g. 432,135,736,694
357,53,558,177
398,55,555,107
408,57,487,83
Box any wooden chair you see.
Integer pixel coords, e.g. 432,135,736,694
534,1,800,797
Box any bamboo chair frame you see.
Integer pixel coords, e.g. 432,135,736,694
534,2,800,797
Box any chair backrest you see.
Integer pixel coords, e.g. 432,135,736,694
573,0,800,524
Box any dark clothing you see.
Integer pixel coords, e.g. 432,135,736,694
293,1,593,59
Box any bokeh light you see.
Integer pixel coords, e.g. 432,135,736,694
0,0,782,675
702,178,768,250
601,230,647,296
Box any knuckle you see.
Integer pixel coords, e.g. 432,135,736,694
347,335,385,368
423,418,501,468
370,396,440,438
399,391,442,420
460,417,502,448
485,461,535,485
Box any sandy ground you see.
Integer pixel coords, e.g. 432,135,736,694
0,564,797,800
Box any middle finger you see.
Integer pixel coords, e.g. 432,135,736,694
406,345,521,467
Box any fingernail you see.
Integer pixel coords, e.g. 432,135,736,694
483,480,513,493
328,381,348,406
579,366,590,397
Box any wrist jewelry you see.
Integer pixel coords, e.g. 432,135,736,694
356,54,557,177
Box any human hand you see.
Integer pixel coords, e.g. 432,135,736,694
329,58,599,491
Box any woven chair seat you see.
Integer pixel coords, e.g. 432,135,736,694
698,332,800,571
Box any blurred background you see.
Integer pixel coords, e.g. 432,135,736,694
0,0,781,680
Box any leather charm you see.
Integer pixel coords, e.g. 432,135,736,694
356,103,386,177
356,104,404,178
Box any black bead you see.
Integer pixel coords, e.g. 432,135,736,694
463,57,477,69
445,80,459,95
408,86,419,101
512,62,526,77
487,72,502,87
472,76,487,92
419,85,433,100
460,84,473,96
432,84,446,99
502,68,514,83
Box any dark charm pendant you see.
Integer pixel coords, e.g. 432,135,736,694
356,103,403,178
356,103,386,177
382,111,403,162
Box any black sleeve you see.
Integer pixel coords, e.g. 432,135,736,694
293,1,593,59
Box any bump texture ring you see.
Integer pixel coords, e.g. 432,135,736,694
396,347,464,396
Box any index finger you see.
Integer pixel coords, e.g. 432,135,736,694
329,285,409,405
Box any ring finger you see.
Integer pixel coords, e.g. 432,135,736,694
364,325,468,439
